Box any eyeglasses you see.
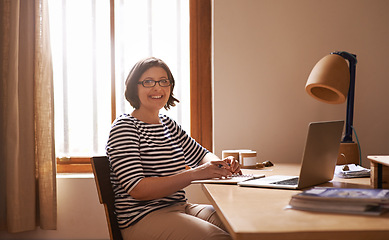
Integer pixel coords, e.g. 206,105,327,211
138,79,171,88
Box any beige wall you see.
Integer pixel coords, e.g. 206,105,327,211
213,0,389,167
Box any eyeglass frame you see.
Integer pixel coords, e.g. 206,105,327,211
137,79,172,88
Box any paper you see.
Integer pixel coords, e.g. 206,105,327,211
191,174,265,185
334,164,370,178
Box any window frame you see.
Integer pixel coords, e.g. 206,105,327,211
56,0,212,173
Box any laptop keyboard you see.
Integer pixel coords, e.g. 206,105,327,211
270,177,299,185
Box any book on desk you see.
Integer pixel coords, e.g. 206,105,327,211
288,187,389,215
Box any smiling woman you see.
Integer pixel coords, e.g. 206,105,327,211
105,57,235,240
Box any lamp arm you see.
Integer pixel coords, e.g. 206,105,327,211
331,51,357,143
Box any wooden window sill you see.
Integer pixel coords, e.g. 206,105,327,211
57,157,93,173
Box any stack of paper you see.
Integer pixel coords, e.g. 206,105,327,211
334,164,370,178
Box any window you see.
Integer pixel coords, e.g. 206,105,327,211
49,0,211,173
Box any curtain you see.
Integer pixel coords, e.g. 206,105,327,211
0,0,57,233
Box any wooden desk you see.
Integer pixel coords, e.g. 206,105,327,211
202,163,389,240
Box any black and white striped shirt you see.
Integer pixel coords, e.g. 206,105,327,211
106,114,209,229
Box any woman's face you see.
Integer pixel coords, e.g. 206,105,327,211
137,66,171,113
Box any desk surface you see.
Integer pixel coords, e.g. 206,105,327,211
202,163,389,240
369,155,389,166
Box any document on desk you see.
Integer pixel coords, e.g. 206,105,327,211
191,174,265,185
334,164,370,178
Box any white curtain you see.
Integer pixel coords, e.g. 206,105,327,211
0,0,57,233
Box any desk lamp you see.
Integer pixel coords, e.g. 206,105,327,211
305,51,359,165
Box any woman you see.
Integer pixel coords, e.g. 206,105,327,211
106,57,240,240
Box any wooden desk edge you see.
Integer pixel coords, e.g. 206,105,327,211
367,155,389,166
201,184,240,239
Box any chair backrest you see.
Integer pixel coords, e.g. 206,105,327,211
91,156,123,240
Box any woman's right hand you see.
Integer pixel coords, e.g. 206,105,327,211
190,160,233,181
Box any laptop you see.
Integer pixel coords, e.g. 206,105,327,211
238,120,344,190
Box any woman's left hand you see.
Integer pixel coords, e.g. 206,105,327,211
223,156,242,175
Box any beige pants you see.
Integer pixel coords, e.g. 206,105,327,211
120,203,232,240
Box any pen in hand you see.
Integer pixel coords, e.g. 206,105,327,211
218,163,230,168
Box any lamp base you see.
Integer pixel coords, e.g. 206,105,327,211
337,142,359,165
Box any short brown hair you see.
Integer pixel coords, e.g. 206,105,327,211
124,57,179,110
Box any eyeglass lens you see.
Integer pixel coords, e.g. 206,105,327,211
141,79,171,87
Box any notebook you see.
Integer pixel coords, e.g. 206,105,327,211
238,120,344,190
191,174,265,185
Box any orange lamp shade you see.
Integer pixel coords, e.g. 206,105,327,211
305,54,350,104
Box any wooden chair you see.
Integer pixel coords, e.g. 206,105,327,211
91,156,123,240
